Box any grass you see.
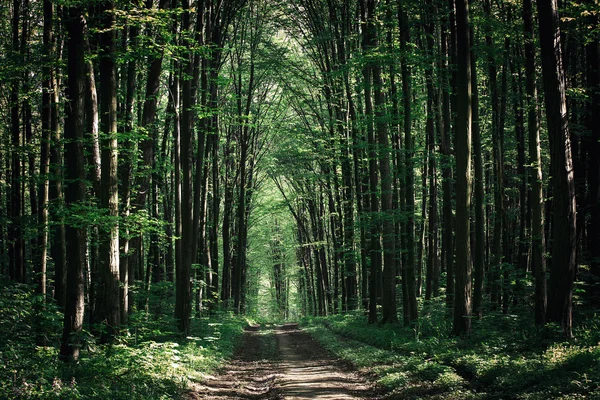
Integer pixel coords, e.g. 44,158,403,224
3,279,599,399
0,281,247,400
303,300,600,399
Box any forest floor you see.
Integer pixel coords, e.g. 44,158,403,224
185,324,381,399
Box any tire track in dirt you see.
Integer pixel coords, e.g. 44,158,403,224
186,324,378,399
275,326,377,399
186,329,280,399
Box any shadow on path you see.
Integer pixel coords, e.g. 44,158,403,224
185,324,379,399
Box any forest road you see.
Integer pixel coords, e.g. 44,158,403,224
185,325,379,399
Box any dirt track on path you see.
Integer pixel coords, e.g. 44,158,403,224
186,325,378,399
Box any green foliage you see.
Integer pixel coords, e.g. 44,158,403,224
0,281,246,399
304,303,600,399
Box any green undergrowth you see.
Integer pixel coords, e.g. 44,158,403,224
0,281,247,399
304,302,600,399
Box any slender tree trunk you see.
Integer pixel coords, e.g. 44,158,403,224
173,67,182,289
484,0,502,309
442,0,455,310
50,50,66,308
471,27,485,319
39,0,54,298
424,0,437,302
21,0,35,283
360,0,380,324
60,5,87,361
10,0,24,283
118,24,139,324
453,0,472,335
129,0,169,297
95,0,121,340
221,132,233,307
399,3,418,324
176,0,194,334
512,46,528,306
585,2,600,305
209,132,220,310
537,0,577,337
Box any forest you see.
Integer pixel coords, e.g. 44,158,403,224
0,0,599,397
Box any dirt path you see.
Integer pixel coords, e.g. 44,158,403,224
275,326,376,399
186,325,378,399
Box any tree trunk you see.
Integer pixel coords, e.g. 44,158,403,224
60,5,87,361
176,0,194,334
10,0,24,283
38,0,54,298
537,0,577,337
442,0,455,310
118,24,139,324
399,3,418,325
511,45,528,307
523,0,546,324
585,2,600,305
453,0,472,336
50,54,66,308
360,0,380,324
471,27,485,319
95,0,121,340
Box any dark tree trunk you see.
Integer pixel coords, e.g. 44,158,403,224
95,0,121,340
129,0,169,302
471,27,485,319
10,0,24,283
585,2,600,305
60,5,87,361
511,45,528,306
523,0,546,324
38,0,54,298
368,0,397,324
424,0,438,303
50,58,66,308
208,133,220,310
22,0,35,283
537,0,577,337
484,0,503,310
442,0,455,310
118,24,139,324
176,0,194,334
399,3,418,325
360,0,380,324
221,131,234,307
84,52,100,326
453,0,472,336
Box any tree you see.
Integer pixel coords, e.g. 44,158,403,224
95,0,121,340
453,0,472,335
59,5,87,361
523,0,547,325
536,0,577,337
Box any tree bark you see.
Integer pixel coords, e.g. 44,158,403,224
523,0,546,325
38,0,54,298
95,0,121,340
60,6,87,361
442,0,455,310
176,0,194,334
399,3,418,324
585,1,600,305
453,0,472,336
10,0,24,283
471,27,485,319
537,0,577,337
360,0,380,324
